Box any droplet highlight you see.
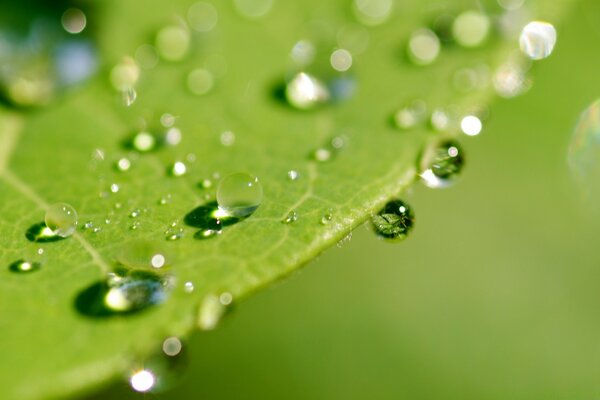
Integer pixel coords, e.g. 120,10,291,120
45,203,78,238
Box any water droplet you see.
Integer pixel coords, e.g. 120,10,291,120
116,157,131,172
197,294,226,330
198,178,213,189
110,183,120,193
330,49,353,72
159,194,172,206
420,140,464,189
282,210,298,224
162,337,183,357
220,131,235,146
353,0,393,26
160,113,177,128
493,61,531,98
187,68,214,95
372,200,415,241
131,131,157,152
460,115,483,136
290,40,316,66
234,0,274,19
216,173,263,218
156,25,190,62
45,203,78,238
285,72,330,110
184,281,195,293
519,21,557,60
130,369,155,393
320,210,333,225
219,292,233,305
393,100,427,129
165,127,182,146
135,44,159,69
130,209,141,218
187,2,218,32
194,227,222,240
26,222,62,242
9,259,41,273
408,29,440,66
61,8,87,34
168,161,187,177
117,241,168,269
313,148,332,162
287,170,299,181
121,87,137,107
452,10,491,48
110,57,140,92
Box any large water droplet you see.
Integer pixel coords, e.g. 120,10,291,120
45,203,78,238
9,259,42,273
61,8,87,34
452,10,491,48
408,29,440,66
156,25,191,62
519,21,557,60
285,72,330,110
371,200,414,241
216,173,263,218
420,140,465,188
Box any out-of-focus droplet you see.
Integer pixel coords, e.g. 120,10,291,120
156,25,190,62
330,49,353,72
61,8,87,34
493,61,531,98
287,170,299,181
285,72,330,110
452,10,491,48
408,29,440,66
420,140,465,189
290,40,316,66
353,0,393,26
519,21,557,60
135,44,159,69
220,131,235,146
9,259,42,273
188,2,218,32
130,370,155,393
234,0,274,19
184,281,195,293
162,337,183,357
187,68,214,95
110,57,139,92
45,203,78,238
197,294,226,330
460,115,483,136
168,161,187,177
394,100,427,130
131,131,157,152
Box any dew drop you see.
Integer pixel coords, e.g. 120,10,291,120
110,183,120,193
116,157,131,172
493,61,531,98
165,127,182,146
460,115,483,136
184,281,195,293
160,113,177,128
420,140,465,189
287,170,299,181
168,161,188,177
61,8,87,34
45,203,78,238
372,200,415,241
156,25,191,62
130,369,155,393
121,87,137,107
194,227,222,240
282,210,298,224
110,57,140,92
393,100,427,129
162,337,183,357
452,10,491,48
290,40,316,66
220,131,235,146
216,173,263,218
234,0,274,19
187,68,214,95
408,29,440,66
197,294,226,330
9,259,41,273
187,2,218,32
313,148,332,162
430,108,455,132
117,241,168,269
320,210,333,225
135,44,159,69
330,49,353,72
198,179,213,189
285,72,330,110
519,21,557,60
353,0,393,26
131,131,157,152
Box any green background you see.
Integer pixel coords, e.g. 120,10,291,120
86,0,600,399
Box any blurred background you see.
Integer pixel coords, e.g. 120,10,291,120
80,0,600,399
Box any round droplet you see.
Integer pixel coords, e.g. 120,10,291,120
285,72,330,110
287,170,299,181
314,148,332,162
282,210,298,224
61,8,87,34
460,115,483,136
234,0,274,19
45,203,78,238
103,271,169,313
394,100,427,129
116,158,132,172
197,294,226,330
290,40,316,66
9,259,41,273
184,281,195,293
420,140,465,189
320,210,333,225
519,21,557,60
452,10,491,48
131,131,157,152
117,241,169,269
162,337,183,356
216,173,263,218
130,369,156,393
187,68,214,95
135,44,159,69
408,29,440,66
168,161,187,177
187,2,218,32
330,49,353,72
371,200,414,241
493,61,531,98
353,0,393,26
110,57,140,91
220,131,235,146
156,25,190,62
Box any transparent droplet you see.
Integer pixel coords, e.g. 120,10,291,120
121,87,137,107
313,148,332,162
353,0,393,26
197,294,226,330
285,72,330,110
97,270,170,314
130,369,156,393
420,140,465,189
117,241,169,269
320,210,333,225
430,108,455,132
282,210,298,224
131,131,157,152
493,61,531,98
460,115,483,136
168,161,187,177
519,21,557,60
116,157,132,172
220,131,235,146
408,29,440,66
159,194,172,206
452,10,491,48
394,100,427,129
234,0,274,19
45,203,78,238
160,113,177,128
165,127,182,146
9,259,41,273
287,170,299,181
184,281,195,293
187,2,218,32
372,200,415,241
216,173,263,218
110,183,120,194
187,68,214,95
290,40,316,66
330,49,353,72
156,25,191,62
568,99,600,206
162,337,183,357
198,178,213,189
110,57,140,92
61,8,87,34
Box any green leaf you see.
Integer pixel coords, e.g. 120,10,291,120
0,0,575,399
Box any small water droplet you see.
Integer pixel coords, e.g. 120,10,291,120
130,222,140,230
156,25,190,62
353,0,393,26
216,173,263,218
37,248,44,255
408,29,440,66
159,194,172,205
219,292,233,305
460,115,483,136
130,209,141,218
187,2,218,32
452,10,491,48
282,210,298,224
493,61,531,98
121,87,137,107
130,369,155,393
110,183,120,193
420,140,465,188
168,161,187,177
393,100,427,129
110,57,139,92
330,49,353,72
131,131,157,152
9,259,41,273
194,227,222,240
198,179,213,189
187,69,214,95
61,8,87,34
45,203,78,238
116,157,132,172
519,21,557,60
285,72,330,110
165,127,182,146
313,148,332,162
162,337,183,357
372,200,415,241
287,170,299,181
430,107,457,132
234,0,274,19
184,281,195,293
220,131,235,146
320,210,334,225
160,113,177,128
